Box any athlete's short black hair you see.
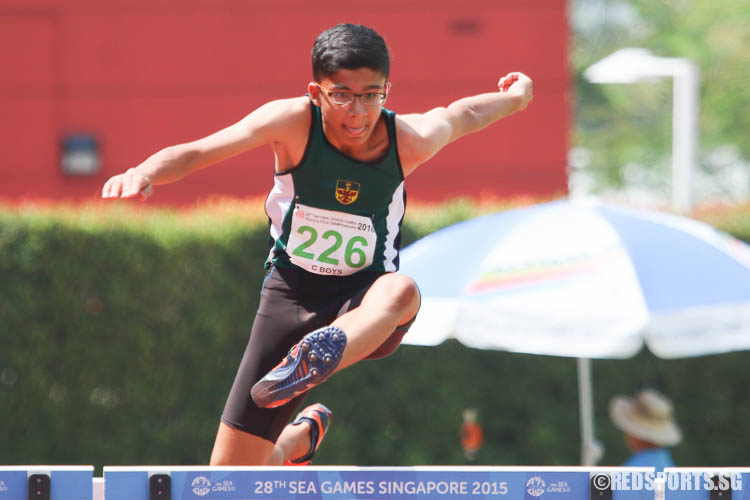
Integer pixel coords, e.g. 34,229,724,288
312,24,390,81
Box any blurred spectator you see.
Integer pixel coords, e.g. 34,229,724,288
609,389,681,472
460,407,484,462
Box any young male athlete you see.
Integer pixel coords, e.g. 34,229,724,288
102,23,533,465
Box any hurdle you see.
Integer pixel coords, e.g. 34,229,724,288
4,466,746,500
0,466,93,500
662,468,747,500
102,466,655,500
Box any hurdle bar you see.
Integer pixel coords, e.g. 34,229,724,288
662,468,749,500
103,466,655,500
0,466,93,500
7,466,745,500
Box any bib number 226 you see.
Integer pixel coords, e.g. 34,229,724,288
291,226,368,268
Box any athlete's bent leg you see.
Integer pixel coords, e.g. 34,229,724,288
364,314,417,360
332,273,420,369
252,273,420,408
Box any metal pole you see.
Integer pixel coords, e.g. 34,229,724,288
584,49,700,213
577,357,603,465
671,60,699,213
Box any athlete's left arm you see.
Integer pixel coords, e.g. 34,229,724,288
396,72,533,177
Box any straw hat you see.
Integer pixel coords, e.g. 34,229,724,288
609,389,682,447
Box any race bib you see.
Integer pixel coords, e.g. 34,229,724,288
287,204,377,276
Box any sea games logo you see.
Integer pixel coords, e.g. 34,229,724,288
526,477,546,497
526,477,572,497
191,476,211,497
547,480,572,494
190,476,237,497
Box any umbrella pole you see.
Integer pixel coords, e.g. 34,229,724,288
577,358,604,465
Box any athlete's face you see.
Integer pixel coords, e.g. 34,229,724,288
308,68,390,152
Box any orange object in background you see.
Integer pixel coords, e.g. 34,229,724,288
461,408,484,461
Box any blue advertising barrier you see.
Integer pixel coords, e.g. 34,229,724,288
103,466,655,500
0,467,93,500
662,468,747,500
6,465,747,500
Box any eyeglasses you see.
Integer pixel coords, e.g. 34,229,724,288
316,83,389,107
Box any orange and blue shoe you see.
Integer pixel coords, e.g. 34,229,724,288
285,403,332,466
251,326,347,409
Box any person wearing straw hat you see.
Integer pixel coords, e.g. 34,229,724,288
609,389,682,471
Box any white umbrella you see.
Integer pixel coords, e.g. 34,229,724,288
399,198,750,464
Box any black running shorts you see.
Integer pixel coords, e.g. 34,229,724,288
220,266,416,441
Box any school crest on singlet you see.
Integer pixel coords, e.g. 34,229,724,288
335,180,360,205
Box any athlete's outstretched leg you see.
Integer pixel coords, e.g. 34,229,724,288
252,273,420,408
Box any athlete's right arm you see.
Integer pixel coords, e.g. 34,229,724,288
102,97,308,199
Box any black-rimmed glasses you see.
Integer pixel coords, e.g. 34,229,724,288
316,84,389,107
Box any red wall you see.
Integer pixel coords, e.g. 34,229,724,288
0,0,569,205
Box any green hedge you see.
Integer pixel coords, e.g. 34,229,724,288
1,199,749,470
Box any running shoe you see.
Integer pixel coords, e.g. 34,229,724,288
251,326,347,408
285,403,332,465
